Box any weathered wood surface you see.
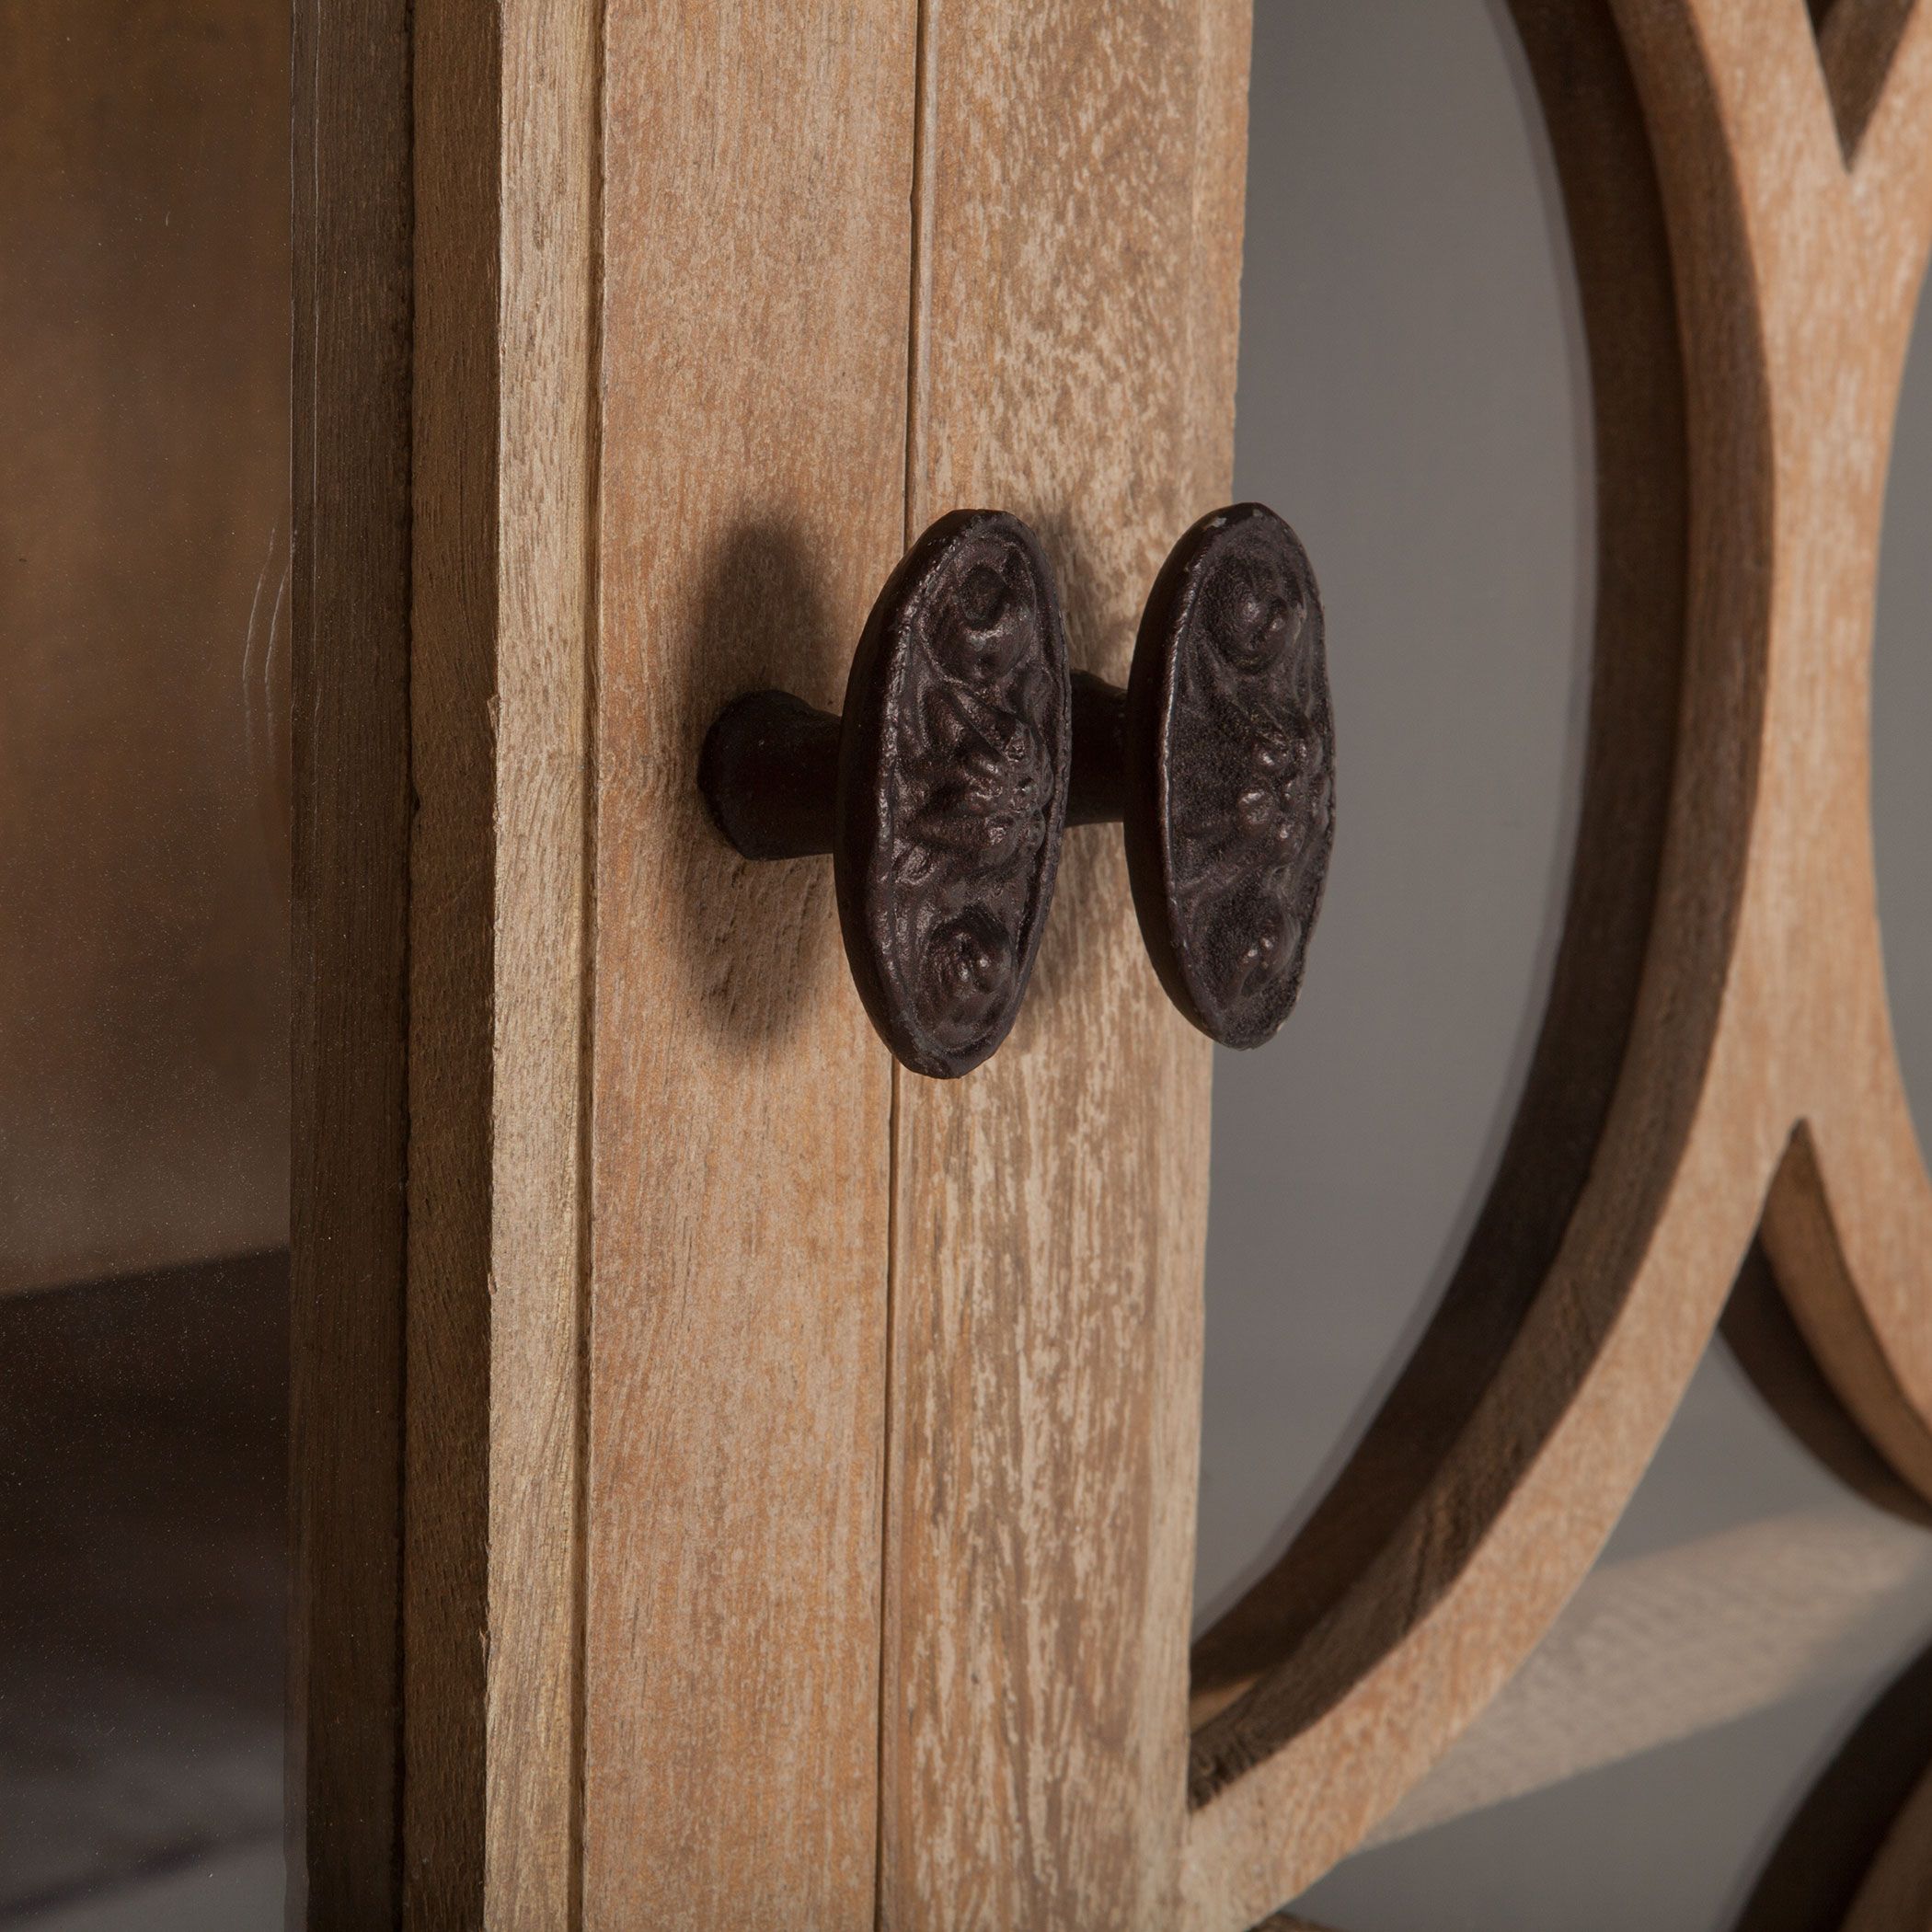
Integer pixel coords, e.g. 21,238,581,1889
401,0,602,1923
293,5,1932,1925
0,0,290,1296
300,0,1232,1918
580,5,912,1923
877,3,1248,1925
481,4,602,1916
1181,5,1932,1925
294,0,599,1922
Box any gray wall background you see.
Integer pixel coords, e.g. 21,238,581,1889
1202,6,1932,1926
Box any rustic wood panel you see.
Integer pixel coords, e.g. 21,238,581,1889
1180,5,1932,1925
0,0,290,1296
580,5,914,1923
288,5,1932,1922
877,2,1248,1925
483,3,601,1920
1755,0,1932,1554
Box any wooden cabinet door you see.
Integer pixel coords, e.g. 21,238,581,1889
291,4,1932,1927
293,3,1244,1925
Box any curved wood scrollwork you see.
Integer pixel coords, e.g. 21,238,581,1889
1734,1639,1932,1932
1181,3,1932,1925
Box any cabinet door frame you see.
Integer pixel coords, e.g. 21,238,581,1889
293,4,1932,1927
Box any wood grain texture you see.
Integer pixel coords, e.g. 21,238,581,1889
487,3,600,1920
0,0,290,1296
290,0,411,1922
580,5,913,1922
1702,0,1932,1529
404,6,500,1914
293,5,1932,1917
294,3,596,1923
877,2,1248,1925
1181,6,1932,1925
404,1,599,1924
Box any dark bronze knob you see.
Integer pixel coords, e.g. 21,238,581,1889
1069,502,1334,1049
699,510,1072,1079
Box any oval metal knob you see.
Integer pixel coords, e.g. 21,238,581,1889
1069,502,1335,1049
699,509,1072,1079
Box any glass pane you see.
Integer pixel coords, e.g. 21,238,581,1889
1198,1,1591,1621
0,4,290,1923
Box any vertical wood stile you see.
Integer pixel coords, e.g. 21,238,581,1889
488,3,601,1918
877,3,1250,1925
580,5,914,1924
407,0,602,1917
295,1,598,1922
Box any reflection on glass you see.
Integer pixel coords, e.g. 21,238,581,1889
1293,1312,1932,1931
0,3,290,1295
1197,2,1591,1621
0,4,290,1924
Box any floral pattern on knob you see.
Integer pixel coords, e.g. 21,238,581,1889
1123,502,1334,1049
836,511,1071,1077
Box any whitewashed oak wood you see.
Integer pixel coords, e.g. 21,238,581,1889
293,2,1932,1924
880,2,1247,1924
580,5,911,1925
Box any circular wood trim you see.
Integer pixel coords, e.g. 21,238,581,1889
1182,4,1932,1924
